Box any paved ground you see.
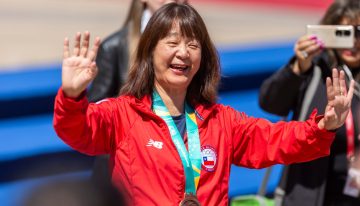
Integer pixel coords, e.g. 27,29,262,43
0,0,327,70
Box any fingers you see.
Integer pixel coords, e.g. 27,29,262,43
296,35,316,51
324,106,335,121
87,36,101,61
72,32,81,57
327,69,348,106
326,77,335,106
63,37,70,59
64,31,100,60
332,68,340,96
329,69,353,100
80,31,90,57
339,70,346,96
347,80,355,103
324,69,355,131
295,35,323,60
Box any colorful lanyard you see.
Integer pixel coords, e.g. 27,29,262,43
346,110,355,161
152,91,201,194
342,64,357,161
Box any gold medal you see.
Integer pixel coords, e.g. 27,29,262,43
179,193,201,206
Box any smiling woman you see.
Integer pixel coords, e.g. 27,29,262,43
54,3,354,206
153,27,201,87
120,3,220,105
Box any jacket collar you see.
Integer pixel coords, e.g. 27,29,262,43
125,94,217,127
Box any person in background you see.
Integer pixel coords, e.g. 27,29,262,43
54,3,354,205
259,0,360,205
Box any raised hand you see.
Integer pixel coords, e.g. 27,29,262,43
292,35,324,75
62,31,101,98
318,69,355,130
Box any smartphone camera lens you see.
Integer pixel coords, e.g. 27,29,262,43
335,30,342,36
344,30,351,36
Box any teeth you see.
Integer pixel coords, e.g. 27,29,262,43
171,65,187,70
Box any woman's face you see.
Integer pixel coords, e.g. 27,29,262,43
152,22,201,92
337,17,360,69
141,0,181,14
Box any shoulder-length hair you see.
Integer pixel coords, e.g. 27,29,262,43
319,0,360,70
320,0,360,25
121,3,221,104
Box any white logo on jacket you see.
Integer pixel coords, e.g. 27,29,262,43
146,139,163,149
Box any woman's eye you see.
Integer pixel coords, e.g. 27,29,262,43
189,43,200,49
167,42,178,47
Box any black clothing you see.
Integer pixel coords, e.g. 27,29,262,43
259,52,360,206
87,26,130,102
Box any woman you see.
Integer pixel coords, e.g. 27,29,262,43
87,0,187,188
54,3,354,206
259,0,360,205
87,0,186,102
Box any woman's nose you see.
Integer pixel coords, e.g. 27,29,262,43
176,45,189,59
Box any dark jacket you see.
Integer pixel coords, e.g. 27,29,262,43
87,25,130,102
259,52,360,206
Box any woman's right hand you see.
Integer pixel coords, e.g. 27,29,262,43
292,35,324,75
62,31,101,98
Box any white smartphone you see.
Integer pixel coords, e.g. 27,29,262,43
306,25,354,48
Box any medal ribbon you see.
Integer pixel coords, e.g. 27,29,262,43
152,90,201,194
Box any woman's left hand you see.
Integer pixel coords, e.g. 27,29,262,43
318,68,355,130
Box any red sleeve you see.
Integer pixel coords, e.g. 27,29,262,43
53,88,114,155
229,108,335,169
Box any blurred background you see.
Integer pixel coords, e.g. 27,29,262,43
0,0,333,205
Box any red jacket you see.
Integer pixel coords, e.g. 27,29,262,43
53,89,335,206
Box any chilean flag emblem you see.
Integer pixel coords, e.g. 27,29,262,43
201,145,217,172
203,156,215,166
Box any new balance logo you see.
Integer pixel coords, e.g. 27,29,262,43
146,139,163,149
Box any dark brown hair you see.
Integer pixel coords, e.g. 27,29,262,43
123,0,144,67
123,1,190,76
121,3,221,104
320,0,360,69
320,0,360,25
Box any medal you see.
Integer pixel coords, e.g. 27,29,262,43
153,91,202,205
179,193,201,206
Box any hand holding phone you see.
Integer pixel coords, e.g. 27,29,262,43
306,25,354,48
